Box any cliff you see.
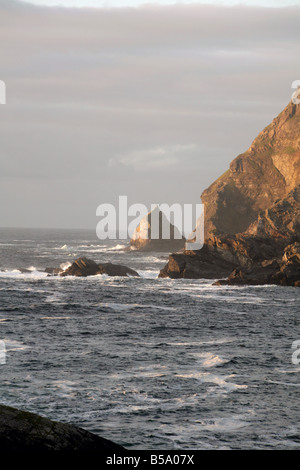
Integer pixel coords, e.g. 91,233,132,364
160,96,300,286
201,99,300,239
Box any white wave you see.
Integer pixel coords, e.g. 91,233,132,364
162,413,253,436
109,365,167,380
60,261,72,271
44,292,65,304
110,244,127,251
60,244,68,249
77,245,107,250
266,379,300,387
143,304,177,311
166,338,234,347
192,352,229,368
137,270,159,279
95,244,128,253
276,367,300,374
176,370,247,392
141,255,167,262
51,380,78,398
91,301,176,311
0,269,48,279
28,266,38,271
70,243,127,254
92,302,132,311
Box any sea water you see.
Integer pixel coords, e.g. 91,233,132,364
0,227,299,449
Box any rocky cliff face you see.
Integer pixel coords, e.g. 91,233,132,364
160,97,300,286
246,185,300,239
201,99,300,239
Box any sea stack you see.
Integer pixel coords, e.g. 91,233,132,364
130,206,186,252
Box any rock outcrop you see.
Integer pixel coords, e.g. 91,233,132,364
59,257,139,277
61,257,101,277
158,245,236,279
130,206,185,252
97,262,139,277
159,233,288,280
159,96,300,286
214,242,300,287
0,404,124,451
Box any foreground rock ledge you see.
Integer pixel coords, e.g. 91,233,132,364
0,404,124,452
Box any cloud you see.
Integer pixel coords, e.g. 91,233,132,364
109,144,197,171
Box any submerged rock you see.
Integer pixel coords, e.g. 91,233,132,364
17,268,32,274
0,404,124,451
45,267,63,275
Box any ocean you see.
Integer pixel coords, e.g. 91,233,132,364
0,227,299,450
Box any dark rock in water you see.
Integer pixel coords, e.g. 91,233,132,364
45,267,63,275
17,268,31,273
60,257,100,277
159,243,237,279
98,263,139,277
60,257,139,278
159,234,287,280
0,404,124,451
130,206,186,252
160,235,300,286
214,260,281,286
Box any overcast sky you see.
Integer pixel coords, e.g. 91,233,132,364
0,0,299,229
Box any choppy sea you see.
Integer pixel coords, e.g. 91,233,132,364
0,227,299,450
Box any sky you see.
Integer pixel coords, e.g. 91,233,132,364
17,0,300,7
0,0,299,229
